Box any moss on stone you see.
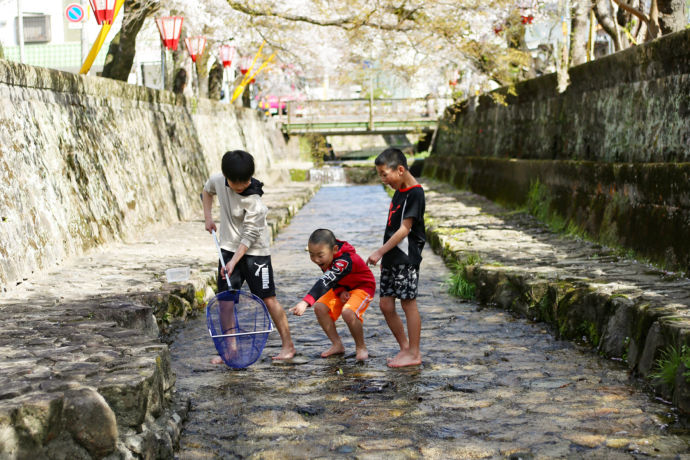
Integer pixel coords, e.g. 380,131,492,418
194,289,206,309
343,165,378,184
289,169,308,182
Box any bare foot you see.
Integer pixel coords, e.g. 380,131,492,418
211,356,224,365
272,345,296,360
355,347,369,361
387,350,422,368
386,349,408,363
321,343,345,358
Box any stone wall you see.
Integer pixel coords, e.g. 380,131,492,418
0,59,293,290
430,28,690,273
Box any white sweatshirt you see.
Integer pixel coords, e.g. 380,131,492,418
203,174,271,256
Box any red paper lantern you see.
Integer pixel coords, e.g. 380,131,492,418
156,16,184,51
448,69,459,87
88,0,116,25
239,56,253,75
185,36,207,63
220,45,236,68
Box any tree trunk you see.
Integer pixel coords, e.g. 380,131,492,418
657,0,687,34
617,0,640,26
634,16,647,42
646,0,661,40
172,68,187,94
101,0,159,81
195,46,210,97
570,0,591,66
208,61,223,100
170,28,187,92
594,0,622,51
242,84,251,108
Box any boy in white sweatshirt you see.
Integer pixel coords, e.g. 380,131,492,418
202,150,295,361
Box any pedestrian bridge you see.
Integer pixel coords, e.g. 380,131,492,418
279,97,451,136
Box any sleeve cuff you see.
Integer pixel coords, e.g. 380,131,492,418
303,294,316,306
240,238,253,249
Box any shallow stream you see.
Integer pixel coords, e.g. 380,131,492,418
171,185,689,459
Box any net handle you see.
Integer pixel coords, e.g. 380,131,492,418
210,231,276,339
212,229,232,288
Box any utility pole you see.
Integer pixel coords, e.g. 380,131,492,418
16,0,24,63
369,70,374,131
80,0,88,62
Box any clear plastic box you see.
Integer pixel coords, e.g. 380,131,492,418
165,266,190,283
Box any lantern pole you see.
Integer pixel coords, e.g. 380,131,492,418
193,61,199,97
80,0,88,62
161,44,166,90
223,66,230,102
16,0,24,63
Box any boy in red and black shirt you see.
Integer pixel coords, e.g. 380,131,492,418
290,229,375,361
367,148,426,367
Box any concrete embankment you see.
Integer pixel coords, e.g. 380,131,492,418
0,58,314,458
421,179,690,413
432,28,690,273
0,58,295,291
0,183,317,458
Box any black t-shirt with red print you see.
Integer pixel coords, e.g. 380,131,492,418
382,184,426,267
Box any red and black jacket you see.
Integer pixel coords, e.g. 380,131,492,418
303,240,376,305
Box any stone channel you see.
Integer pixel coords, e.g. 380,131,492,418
171,185,690,459
0,183,317,459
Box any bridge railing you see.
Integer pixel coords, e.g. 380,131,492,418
282,97,452,131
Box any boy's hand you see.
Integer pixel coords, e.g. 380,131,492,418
366,250,383,266
338,291,351,303
205,218,217,234
220,262,235,279
289,300,309,316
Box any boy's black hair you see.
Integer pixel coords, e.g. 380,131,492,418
308,228,337,248
375,148,408,171
221,150,255,183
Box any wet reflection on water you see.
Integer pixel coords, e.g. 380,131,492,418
171,186,689,459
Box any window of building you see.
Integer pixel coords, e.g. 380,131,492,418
15,14,51,44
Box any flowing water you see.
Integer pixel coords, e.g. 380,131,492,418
308,166,346,186
171,185,690,459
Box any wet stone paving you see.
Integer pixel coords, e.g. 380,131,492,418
171,185,690,459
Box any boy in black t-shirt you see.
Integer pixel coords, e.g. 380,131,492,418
367,148,426,367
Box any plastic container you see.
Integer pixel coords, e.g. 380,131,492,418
165,266,190,283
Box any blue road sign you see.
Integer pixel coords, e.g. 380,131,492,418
65,3,85,23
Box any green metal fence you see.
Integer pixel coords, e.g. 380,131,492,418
2,43,108,71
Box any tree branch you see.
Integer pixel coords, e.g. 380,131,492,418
225,0,413,31
611,0,650,23
611,0,660,39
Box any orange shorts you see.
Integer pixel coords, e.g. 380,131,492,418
315,288,372,323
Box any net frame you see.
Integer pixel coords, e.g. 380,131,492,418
206,289,274,368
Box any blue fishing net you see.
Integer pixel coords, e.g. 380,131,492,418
206,290,272,369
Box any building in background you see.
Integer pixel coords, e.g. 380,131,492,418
0,1,168,89
0,0,122,73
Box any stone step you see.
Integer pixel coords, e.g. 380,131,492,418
0,182,318,459
422,179,690,413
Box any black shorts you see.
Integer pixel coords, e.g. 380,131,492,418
380,264,420,300
217,250,276,299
